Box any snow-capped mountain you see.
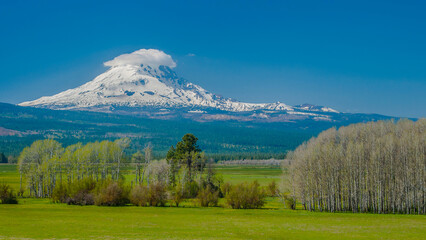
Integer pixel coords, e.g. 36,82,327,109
19,49,340,122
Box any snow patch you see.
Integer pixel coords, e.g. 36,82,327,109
188,110,206,113
19,49,340,121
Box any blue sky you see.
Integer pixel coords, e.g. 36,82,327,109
0,0,425,118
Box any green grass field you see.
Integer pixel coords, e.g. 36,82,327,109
0,164,283,191
0,164,425,239
215,166,283,185
0,164,20,190
121,165,282,190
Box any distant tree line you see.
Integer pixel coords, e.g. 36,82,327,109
287,119,425,214
206,153,287,161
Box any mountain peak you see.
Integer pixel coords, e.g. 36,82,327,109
19,49,339,121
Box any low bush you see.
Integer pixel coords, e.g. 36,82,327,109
130,185,149,207
95,181,130,206
267,180,278,197
0,183,18,204
184,181,199,198
52,183,68,203
226,181,266,209
67,191,95,206
220,182,231,197
282,193,296,210
52,179,97,205
197,185,219,207
148,183,167,207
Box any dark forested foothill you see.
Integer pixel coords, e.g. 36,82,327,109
0,102,319,159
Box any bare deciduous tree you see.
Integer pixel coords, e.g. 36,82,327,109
288,119,425,214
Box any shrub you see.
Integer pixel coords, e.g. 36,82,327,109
267,180,278,197
170,184,184,207
220,182,231,197
130,183,167,207
0,183,18,204
148,183,167,207
197,185,219,207
282,193,296,210
52,183,69,203
17,188,24,197
184,181,199,198
67,191,95,206
226,181,266,209
95,182,130,206
52,179,97,205
130,185,149,207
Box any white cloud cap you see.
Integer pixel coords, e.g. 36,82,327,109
104,49,176,68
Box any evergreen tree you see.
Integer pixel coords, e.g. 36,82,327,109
0,153,7,163
166,134,204,186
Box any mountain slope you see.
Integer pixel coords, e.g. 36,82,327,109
19,49,340,122
20,64,292,112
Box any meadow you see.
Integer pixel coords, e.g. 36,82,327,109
1,164,282,192
1,164,425,239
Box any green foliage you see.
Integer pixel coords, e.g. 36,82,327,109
204,160,222,189
282,193,296,210
197,185,219,207
175,134,201,157
0,183,18,204
183,181,200,198
166,133,207,187
267,180,278,197
166,146,175,159
220,182,231,197
52,178,97,205
51,183,68,203
170,183,184,207
18,139,129,198
18,139,63,197
226,181,266,209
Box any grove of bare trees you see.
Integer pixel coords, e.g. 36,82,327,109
288,119,425,214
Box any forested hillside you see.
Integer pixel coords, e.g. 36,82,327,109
0,103,330,159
